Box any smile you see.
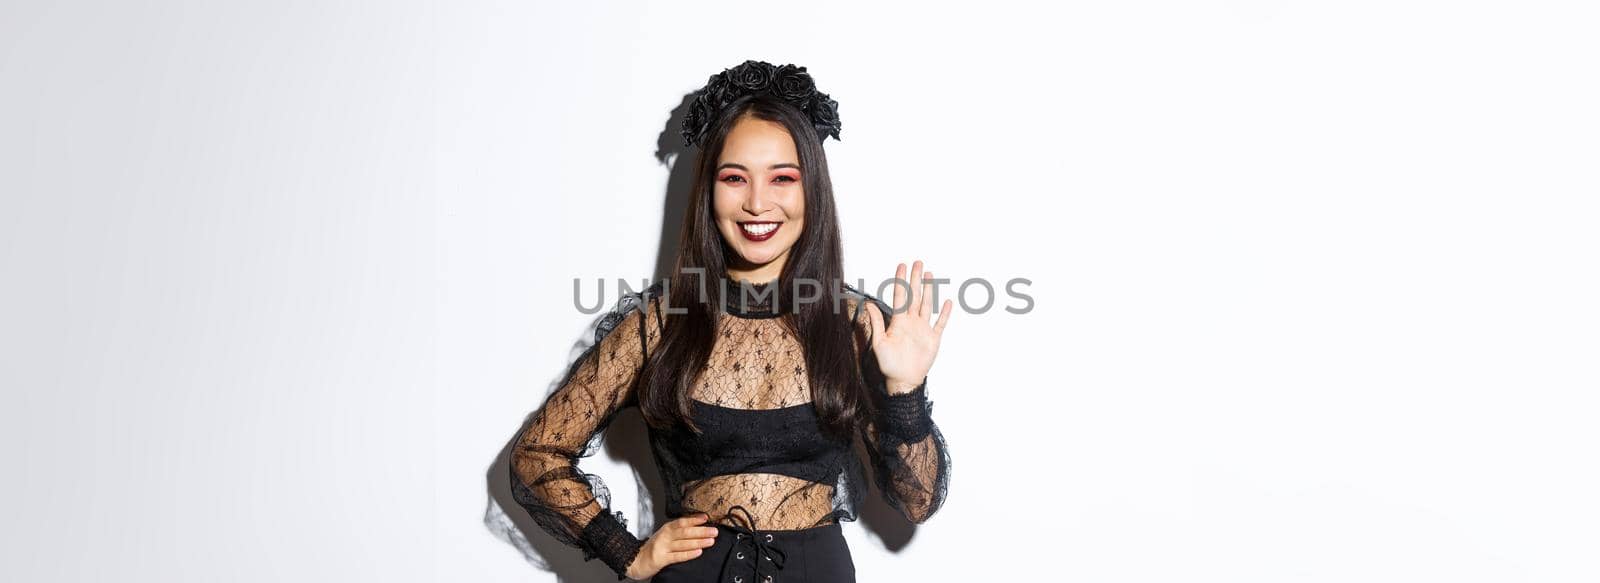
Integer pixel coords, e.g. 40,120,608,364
738,221,781,242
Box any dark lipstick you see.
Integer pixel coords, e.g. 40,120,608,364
738,221,781,242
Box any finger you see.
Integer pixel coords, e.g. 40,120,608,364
672,516,718,539
908,260,924,316
662,548,705,564
920,269,934,319
891,262,907,315
678,513,711,526
934,299,953,337
865,301,886,347
667,536,718,552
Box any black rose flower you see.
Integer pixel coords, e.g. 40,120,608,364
773,65,816,102
809,92,841,140
681,94,714,147
726,60,775,92
704,77,737,111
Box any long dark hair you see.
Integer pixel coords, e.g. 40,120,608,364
638,94,867,442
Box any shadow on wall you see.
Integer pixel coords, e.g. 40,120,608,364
482,91,920,582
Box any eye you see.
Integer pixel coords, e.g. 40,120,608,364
720,175,746,184
774,175,797,183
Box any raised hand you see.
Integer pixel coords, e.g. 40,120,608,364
625,513,719,580
864,260,954,395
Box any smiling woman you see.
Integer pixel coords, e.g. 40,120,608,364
509,60,953,583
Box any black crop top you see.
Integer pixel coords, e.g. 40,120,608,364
509,278,951,580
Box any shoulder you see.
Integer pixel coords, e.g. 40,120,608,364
839,283,895,334
842,283,893,316
594,280,667,347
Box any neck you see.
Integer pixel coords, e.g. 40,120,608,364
720,265,785,318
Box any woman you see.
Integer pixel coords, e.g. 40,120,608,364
510,60,952,583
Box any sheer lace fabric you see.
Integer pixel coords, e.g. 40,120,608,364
510,280,950,580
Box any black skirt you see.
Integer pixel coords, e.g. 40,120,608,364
650,520,855,583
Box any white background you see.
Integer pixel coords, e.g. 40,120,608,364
3,1,1597,581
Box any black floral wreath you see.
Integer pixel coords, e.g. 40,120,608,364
680,59,842,149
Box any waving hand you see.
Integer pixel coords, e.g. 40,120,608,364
864,260,953,395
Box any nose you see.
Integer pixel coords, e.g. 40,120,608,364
742,183,771,216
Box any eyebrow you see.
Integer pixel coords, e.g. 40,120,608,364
716,162,801,172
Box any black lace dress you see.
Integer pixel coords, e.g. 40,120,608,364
509,279,951,580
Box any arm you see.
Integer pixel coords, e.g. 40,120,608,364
510,291,660,580
852,294,952,524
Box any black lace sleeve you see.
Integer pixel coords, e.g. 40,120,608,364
510,288,662,580
849,292,952,524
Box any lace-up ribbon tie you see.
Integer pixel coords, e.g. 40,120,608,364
718,505,788,583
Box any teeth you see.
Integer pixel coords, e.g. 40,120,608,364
741,222,778,235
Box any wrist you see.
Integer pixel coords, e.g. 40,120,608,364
880,380,932,442
885,376,926,396
580,510,646,580
624,552,647,581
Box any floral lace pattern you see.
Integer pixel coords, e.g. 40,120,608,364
510,280,950,580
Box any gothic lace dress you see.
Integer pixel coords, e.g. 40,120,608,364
510,280,951,580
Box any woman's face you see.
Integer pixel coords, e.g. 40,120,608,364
712,115,805,279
